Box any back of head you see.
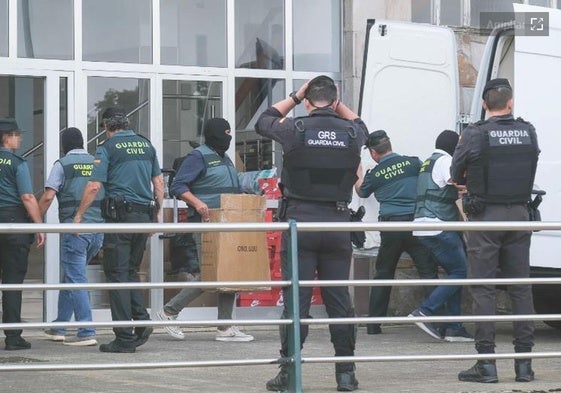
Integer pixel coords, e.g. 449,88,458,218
435,130,459,156
61,127,84,154
482,78,513,111
101,106,129,132
365,129,392,154
305,75,337,107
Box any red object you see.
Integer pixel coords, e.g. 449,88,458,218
258,178,282,200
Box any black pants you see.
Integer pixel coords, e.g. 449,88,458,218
369,216,437,319
103,211,151,346
0,208,32,342
279,199,355,364
466,204,534,353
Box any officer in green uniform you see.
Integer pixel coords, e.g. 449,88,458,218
74,107,164,353
355,130,437,335
0,118,44,350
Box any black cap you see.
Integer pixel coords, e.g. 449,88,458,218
101,106,126,121
0,118,21,133
365,130,389,148
435,130,459,156
482,78,512,99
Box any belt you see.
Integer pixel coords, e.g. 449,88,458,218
379,213,414,222
127,202,152,214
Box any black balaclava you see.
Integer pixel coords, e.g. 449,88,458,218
435,130,459,156
61,127,84,155
204,118,232,156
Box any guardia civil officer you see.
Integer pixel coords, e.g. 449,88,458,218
74,107,164,353
354,130,437,335
0,118,45,350
452,78,539,383
256,76,368,392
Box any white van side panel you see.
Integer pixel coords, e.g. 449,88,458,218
513,4,561,269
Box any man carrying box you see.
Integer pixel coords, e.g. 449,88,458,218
156,117,254,342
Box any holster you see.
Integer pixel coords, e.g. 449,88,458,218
101,196,127,222
462,195,486,217
276,198,288,221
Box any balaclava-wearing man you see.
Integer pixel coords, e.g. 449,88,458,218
203,118,232,156
61,127,85,155
435,130,459,156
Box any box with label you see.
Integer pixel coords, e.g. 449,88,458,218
202,194,271,292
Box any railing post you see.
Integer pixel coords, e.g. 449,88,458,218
286,219,303,392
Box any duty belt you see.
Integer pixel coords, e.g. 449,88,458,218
127,202,152,214
378,213,414,222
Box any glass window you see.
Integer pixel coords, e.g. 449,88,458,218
86,77,151,153
293,0,341,72
161,0,226,67
0,0,7,56
162,80,223,169
412,0,431,23
235,77,283,171
83,0,152,63
470,0,523,27
235,0,284,70
441,0,462,26
17,0,73,59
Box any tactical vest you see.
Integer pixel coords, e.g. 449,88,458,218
189,145,239,209
282,114,361,202
415,153,458,221
466,116,539,204
57,154,104,223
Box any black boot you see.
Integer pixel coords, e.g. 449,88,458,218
458,360,498,383
515,359,534,382
336,363,359,391
266,363,289,392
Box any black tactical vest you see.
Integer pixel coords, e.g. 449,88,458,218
467,116,539,204
282,113,361,202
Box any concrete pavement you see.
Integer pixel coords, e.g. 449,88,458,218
1,321,561,392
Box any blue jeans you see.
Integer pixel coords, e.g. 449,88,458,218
417,231,467,330
52,233,103,337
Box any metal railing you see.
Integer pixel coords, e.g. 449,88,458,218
1,220,561,392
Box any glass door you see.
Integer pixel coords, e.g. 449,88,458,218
0,72,70,323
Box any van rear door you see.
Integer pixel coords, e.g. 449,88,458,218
357,20,459,247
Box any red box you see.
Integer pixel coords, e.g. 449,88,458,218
259,178,282,200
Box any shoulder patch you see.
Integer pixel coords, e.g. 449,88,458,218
93,159,101,164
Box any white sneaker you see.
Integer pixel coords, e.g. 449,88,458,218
215,326,254,342
156,309,185,340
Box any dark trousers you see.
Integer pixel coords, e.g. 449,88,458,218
0,208,32,342
103,211,151,345
279,199,355,365
369,219,437,319
466,204,534,353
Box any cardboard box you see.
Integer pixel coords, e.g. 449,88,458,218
202,194,271,292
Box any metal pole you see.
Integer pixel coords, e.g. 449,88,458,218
286,220,303,393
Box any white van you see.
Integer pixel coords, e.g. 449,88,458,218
357,4,561,328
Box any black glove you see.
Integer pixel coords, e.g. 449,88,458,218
350,206,366,248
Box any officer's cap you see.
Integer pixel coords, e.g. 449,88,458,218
0,118,22,135
482,78,512,99
101,106,127,121
365,130,389,148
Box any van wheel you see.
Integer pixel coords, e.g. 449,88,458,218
532,284,561,329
